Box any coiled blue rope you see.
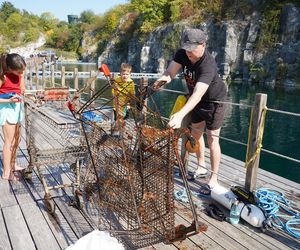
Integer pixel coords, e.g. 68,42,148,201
255,188,300,239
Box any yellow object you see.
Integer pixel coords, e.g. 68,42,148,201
170,95,187,116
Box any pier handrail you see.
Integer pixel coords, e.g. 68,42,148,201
28,70,172,79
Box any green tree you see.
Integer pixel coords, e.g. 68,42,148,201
24,27,40,42
39,12,59,31
46,23,82,53
0,1,18,21
80,10,96,24
6,12,23,40
130,0,170,32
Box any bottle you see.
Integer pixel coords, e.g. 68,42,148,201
229,199,240,225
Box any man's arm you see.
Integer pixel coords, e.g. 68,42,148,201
168,82,208,129
153,61,181,90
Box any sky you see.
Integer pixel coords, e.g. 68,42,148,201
1,0,129,21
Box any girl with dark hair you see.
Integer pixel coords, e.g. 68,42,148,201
0,53,26,181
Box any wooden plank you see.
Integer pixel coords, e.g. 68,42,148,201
20,202,61,250
35,199,78,249
174,214,225,250
53,197,94,238
0,209,11,250
9,177,35,205
187,145,300,195
185,149,300,212
19,163,79,248
38,106,78,126
216,149,299,190
14,145,79,248
219,153,300,193
173,186,246,250
152,242,179,250
0,176,18,208
42,165,94,238
2,205,35,250
189,149,300,193
217,155,300,209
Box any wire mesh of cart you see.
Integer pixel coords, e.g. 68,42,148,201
68,64,207,249
23,88,87,214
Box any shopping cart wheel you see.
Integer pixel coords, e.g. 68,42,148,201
70,162,76,173
22,169,32,180
74,193,83,209
44,195,56,214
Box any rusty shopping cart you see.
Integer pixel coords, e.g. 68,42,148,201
67,64,207,248
23,88,87,214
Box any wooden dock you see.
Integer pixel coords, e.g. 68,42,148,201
0,123,299,250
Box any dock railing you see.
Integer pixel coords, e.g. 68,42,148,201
24,64,300,192
25,61,165,89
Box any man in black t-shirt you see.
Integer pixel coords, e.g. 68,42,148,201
153,28,227,194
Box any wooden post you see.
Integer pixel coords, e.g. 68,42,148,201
42,63,46,88
51,64,55,87
90,70,96,107
28,62,33,90
35,63,39,89
245,93,267,191
61,66,65,87
74,68,79,90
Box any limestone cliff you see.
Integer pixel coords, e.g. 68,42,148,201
88,3,300,86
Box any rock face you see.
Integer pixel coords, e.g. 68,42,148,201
93,4,300,86
9,34,46,58
81,31,99,62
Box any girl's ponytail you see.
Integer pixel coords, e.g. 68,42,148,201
0,53,8,81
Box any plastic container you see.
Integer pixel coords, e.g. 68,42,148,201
229,199,240,225
170,95,187,116
82,111,103,123
211,184,266,228
0,92,16,99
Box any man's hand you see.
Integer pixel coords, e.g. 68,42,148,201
168,112,184,129
152,75,170,90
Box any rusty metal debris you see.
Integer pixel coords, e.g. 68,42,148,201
67,64,206,248
24,89,86,214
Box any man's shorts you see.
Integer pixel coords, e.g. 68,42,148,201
0,102,23,126
191,101,226,130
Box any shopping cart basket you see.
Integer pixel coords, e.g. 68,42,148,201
67,64,207,248
23,88,87,214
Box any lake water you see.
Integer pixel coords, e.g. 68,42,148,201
57,63,300,184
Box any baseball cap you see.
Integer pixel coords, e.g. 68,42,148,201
181,29,208,51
